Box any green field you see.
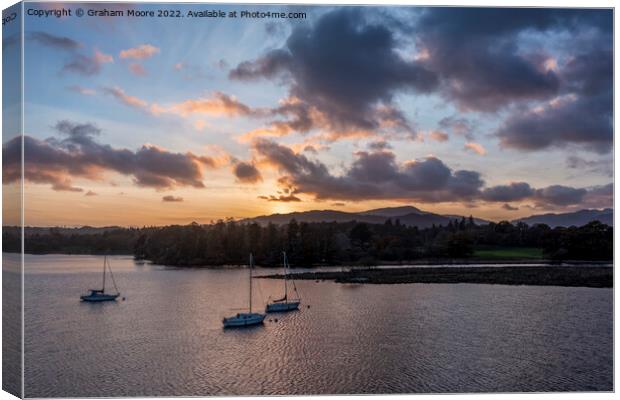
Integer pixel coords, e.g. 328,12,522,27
473,247,544,260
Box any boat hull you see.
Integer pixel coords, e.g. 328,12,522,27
223,312,266,328
265,300,300,313
80,293,119,302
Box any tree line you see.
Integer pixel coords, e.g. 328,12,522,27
3,217,612,265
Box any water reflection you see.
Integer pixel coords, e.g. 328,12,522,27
17,254,613,396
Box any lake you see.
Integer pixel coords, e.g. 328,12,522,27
8,254,613,396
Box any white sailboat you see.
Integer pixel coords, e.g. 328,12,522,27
223,253,266,328
80,256,120,302
265,251,300,313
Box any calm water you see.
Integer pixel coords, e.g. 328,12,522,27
13,254,613,396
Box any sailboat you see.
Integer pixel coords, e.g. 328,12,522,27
265,251,300,313
222,253,266,328
80,256,120,302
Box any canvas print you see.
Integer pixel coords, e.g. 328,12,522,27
2,1,614,397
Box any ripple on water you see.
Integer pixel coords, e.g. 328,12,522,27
19,254,613,396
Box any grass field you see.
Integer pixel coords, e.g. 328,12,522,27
473,247,544,260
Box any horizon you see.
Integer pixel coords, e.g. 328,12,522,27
3,4,613,227
6,205,613,229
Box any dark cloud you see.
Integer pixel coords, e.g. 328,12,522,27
258,194,302,202
415,8,610,111
85,190,97,196
496,93,612,153
26,31,114,77
253,139,601,208
482,181,590,206
481,182,534,202
162,195,184,202
368,140,392,151
533,185,587,206
3,121,215,192
502,203,519,211
231,8,437,137
566,156,613,177
438,116,474,140
253,139,483,202
581,183,613,209
497,48,612,153
27,31,81,51
233,161,262,183
63,49,113,76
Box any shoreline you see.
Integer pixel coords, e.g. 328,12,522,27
7,252,612,267
259,266,613,288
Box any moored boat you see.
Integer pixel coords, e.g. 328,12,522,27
81,256,121,302
223,253,266,328
265,251,301,313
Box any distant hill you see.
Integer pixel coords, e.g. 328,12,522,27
514,208,613,228
360,206,427,217
243,206,488,228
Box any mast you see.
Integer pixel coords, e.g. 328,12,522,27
249,253,253,313
102,256,107,292
283,251,288,301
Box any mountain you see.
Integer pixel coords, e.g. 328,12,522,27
243,210,387,226
514,208,613,228
360,206,427,217
243,206,488,228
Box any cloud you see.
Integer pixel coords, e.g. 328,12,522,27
438,116,474,140
119,44,160,60
27,31,80,50
368,140,392,151
428,131,449,142
464,142,486,156
230,8,437,138
481,182,534,202
533,185,587,206
496,93,612,154
253,139,483,203
103,86,149,112
169,92,267,118
496,49,612,154
233,161,262,183
128,63,147,76
502,203,519,211
414,8,610,111
63,49,113,76
481,181,592,207
85,190,97,196
251,140,601,209
581,183,613,209
566,156,612,177
258,194,302,202
162,195,184,202
3,121,218,192
103,88,267,119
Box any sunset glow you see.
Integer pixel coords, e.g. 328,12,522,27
3,4,612,227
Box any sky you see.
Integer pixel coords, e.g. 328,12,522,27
2,3,613,226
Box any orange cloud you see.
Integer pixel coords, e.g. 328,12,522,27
169,92,266,117
103,86,149,111
94,49,114,64
464,142,487,155
119,44,160,60
429,130,449,142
